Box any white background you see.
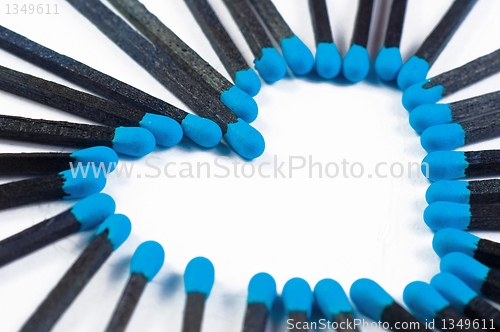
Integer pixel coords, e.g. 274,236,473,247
1,0,500,331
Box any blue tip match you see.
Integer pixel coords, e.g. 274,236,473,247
220,86,258,123
184,256,215,296
60,168,106,198
374,46,403,81
94,214,132,250
420,123,466,152
432,228,478,258
247,272,277,311
71,193,116,230
426,180,470,204
350,279,394,321
403,281,449,321
70,147,118,172
422,151,467,181
402,79,444,111
282,278,313,317
280,35,314,75
254,47,287,83
112,127,156,157
181,114,222,148
342,44,370,83
225,120,265,159
139,113,183,147
424,201,471,231
235,68,261,97
130,241,165,281
314,279,353,318
431,273,478,314
397,55,430,90
314,42,342,79
409,104,453,133
440,252,490,293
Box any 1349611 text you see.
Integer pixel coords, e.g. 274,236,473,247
5,4,59,14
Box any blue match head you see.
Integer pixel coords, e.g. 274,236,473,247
403,281,449,321
314,279,353,318
94,214,132,250
130,241,165,281
397,55,430,90
60,168,106,198
402,79,445,111
314,42,342,79
374,46,403,81
420,123,466,152
280,35,314,75
350,278,394,321
282,278,313,317
433,228,479,258
440,252,490,292
112,127,156,157
70,193,116,230
409,103,453,133
431,273,478,313
247,272,277,311
184,256,215,296
254,47,287,83
220,86,258,123
235,68,261,97
425,180,470,204
423,201,471,231
139,113,183,147
422,151,467,181
70,147,118,172
181,114,222,148
225,120,265,159
342,44,370,83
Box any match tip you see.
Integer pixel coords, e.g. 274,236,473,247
225,120,265,160
420,123,465,152
422,151,467,182
409,104,453,133
342,44,370,83
60,168,107,199
282,278,313,316
71,193,116,230
247,272,277,311
139,113,183,147
397,55,430,90
94,214,132,250
184,256,215,296
433,228,478,258
424,201,471,231
235,68,261,97
314,279,353,317
71,147,118,172
130,241,165,281
254,47,287,83
350,278,394,321
280,35,314,75
315,42,342,79
430,273,478,313
440,252,489,292
112,127,156,157
403,281,448,321
374,46,403,81
402,80,444,111
220,86,258,123
426,180,470,204
181,114,222,148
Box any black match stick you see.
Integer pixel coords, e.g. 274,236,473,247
308,0,342,79
183,0,261,97
397,0,478,90
105,241,164,332
0,114,155,157
426,179,500,205
221,0,287,83
0,65,181,147
20,214,131,332
342,0,374,83
424,201,500,231
247,0,314,76
374,0,408,81
282,278,313,332
0,193,115,267
66,0,264,160
108,0,257,123
242,272,276,332
0,25,222,148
